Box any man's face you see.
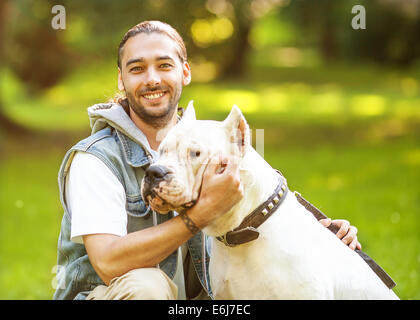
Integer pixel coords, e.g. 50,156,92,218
118,32,191,128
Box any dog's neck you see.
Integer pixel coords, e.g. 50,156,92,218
202,147,279,237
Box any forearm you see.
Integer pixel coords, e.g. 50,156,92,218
85,205,208,285
85,154,244,285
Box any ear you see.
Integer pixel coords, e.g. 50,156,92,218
182,61,191,86
117,68,125,91
182,100,196,121
223,105,250,157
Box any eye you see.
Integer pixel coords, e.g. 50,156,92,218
190,150,201,158
130,66,143,72
160,63,173,69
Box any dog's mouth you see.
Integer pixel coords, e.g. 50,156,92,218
143,178,198,214
145,193,172,213
145,193,197,214
142,163,206,214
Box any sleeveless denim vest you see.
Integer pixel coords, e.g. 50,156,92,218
53,107,213,300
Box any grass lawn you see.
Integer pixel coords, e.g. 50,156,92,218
0,62,419,299
0,127,418,299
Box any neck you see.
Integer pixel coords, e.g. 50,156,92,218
129,107,178,151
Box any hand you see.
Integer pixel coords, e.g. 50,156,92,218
319,218,362,251
187,154,244,228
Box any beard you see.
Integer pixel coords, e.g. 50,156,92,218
126,83,181,129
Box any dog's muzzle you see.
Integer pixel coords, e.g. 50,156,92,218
145,165,171,183
142,165,197,212
142,165,172,205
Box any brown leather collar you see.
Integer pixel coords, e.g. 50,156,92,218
216,171,288,247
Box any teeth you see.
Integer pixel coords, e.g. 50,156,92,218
144,92,164,100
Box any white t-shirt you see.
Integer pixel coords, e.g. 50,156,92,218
65,149,187,299
66,150,158,244
66,151,126,244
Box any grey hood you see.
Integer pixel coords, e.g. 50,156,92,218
87,102,154,158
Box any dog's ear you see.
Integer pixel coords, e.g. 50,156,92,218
223,105,250,157
182,100,196,121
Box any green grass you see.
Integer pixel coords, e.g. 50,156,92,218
0,147,64,299
0,61,419,299
264,136,420,299
0,134,418,299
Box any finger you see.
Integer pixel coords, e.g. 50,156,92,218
222,155,241,175
348,236,358,251
356,241,362,250
205,154,223,175
319,218,332,228
341,226,358,245
216,156,229,174
334,219,350,239
222,156,243,197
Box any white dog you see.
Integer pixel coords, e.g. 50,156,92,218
141,102,399,300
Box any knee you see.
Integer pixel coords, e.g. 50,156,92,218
113,268,177,300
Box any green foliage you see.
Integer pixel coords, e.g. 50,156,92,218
249,11,297,48
5,0,420,91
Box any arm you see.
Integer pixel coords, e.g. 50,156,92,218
83,214,197,285
293,190,361,251
84,155,243,285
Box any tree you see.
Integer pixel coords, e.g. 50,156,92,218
0,0,31,134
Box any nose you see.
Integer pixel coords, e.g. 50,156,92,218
145,165,171,183
145,68,161,87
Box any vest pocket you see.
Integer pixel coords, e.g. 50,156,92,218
126,196,150,218
126,198,154,234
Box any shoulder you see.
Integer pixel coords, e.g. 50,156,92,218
57,127,124,189
70,151,114,175
71,127,125,177
73,127,117,152
68,152,125,197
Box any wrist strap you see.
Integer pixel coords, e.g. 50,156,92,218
180,212,200,235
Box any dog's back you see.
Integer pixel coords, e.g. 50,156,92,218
210,188,399,299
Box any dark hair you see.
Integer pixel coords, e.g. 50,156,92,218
117,20,187,69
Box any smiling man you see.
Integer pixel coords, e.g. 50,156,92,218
53,21,361,300
120,34,187,133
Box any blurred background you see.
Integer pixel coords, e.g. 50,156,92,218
0,0,419,299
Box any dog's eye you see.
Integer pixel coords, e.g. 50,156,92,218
190,150,201,158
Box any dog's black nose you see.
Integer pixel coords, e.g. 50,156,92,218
145,165,171,182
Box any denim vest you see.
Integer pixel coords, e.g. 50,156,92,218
53,107,213,300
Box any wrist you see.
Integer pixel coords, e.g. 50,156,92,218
179,211,200,235
185,198,212,229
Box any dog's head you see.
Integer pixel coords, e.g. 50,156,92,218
141,101,250,214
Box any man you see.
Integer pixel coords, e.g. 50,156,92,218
53,21,361,300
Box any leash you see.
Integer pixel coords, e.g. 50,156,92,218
294,191,397,290
201,232,210,295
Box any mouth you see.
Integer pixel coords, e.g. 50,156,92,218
145,193,196,214
146,194,170,213
141,91,167,103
